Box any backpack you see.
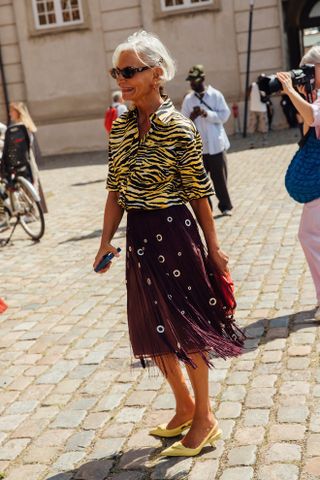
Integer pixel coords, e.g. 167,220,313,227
0,124,31,179
104,106,118,133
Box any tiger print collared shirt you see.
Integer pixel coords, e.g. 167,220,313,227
106,97,214,210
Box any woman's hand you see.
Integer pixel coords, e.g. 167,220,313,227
208,247,230,275
276,71,294,94
93,243,120,274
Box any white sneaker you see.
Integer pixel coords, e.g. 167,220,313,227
315,306,320,321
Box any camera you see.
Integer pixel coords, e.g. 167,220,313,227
257,64,315,96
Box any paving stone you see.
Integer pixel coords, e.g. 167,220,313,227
35,429,74,446
153,393,175,409
261,351,283,363
110,472,145,480
116,407,146,423
303,457,320,476
287,357,311,370
222,385,246,401
119,447,156,470
216,402,242,419
0,438,30,460
23,445,60,463
258,464,299,480
306,434,320,457
218,420,235,440
288,345,311,356
280,381,310,395
88,437,125,459
251,374,277,388
243,409,270,426
228,445,257,466
220,466,254,480
82,412,111,430
277,406,309,423
264,442,301,463
52,451,86,471
6,400,38,415
245,388,274,408
269,424,306,441
188,459,218,480
65,430,95,451
102,422,135,439
225,372,250,385
3,464,47,480
234,426,265,445
52,410,87,428
73,459,114,480
0,414,28,431
151,457,193,479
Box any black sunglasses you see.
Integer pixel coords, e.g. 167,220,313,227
110,65,151,79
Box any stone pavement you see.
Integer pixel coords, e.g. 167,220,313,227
0,128,319,480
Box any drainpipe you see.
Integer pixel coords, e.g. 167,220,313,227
0,40,10,125
243,0,254,137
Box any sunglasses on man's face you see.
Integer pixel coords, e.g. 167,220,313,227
110,65,151,79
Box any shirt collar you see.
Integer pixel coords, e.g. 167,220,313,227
128,97,175,125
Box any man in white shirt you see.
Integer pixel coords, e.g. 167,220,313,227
181,65,233,216
248,80,268,146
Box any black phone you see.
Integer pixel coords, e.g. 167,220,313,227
94,247,121,273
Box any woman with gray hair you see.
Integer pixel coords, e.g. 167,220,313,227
94,31,244,457
277,45,320,321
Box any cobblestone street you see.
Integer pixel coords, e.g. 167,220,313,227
0,129,319,480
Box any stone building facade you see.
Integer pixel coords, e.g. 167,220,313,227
0,0,317,155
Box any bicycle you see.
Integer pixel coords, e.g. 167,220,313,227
0,171,45,244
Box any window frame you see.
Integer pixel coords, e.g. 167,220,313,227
154,0,220,19
31,0,84,30
160,0,213,12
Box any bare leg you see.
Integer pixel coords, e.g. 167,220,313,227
154,354,195,429
183,353,217,448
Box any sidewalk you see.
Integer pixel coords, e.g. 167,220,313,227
0,129,319,480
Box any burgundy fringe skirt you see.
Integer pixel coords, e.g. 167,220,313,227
126,204,245,369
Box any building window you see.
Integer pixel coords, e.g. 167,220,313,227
161,0,213,11
32,0,84,29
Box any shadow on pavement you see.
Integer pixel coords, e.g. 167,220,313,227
229,127,301,153
244,308,318,350
39,128,301,171
71,179,105,187
40,151,107,171
45,442,219,480
58,226,126,244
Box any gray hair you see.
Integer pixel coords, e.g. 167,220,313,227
112,91,122,102
300,46,320,66
112,30,176,83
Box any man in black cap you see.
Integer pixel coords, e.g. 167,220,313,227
181,65,233,216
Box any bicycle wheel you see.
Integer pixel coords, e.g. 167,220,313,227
14,178,45,240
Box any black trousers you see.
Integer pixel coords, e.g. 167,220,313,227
203,151,233,213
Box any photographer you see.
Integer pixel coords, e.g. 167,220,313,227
277,45,320,321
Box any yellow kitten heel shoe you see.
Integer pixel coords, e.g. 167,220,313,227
160,425,222,457
149,420,192,438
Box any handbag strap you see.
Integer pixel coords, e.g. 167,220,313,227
194,92,214,112
298,127,316,148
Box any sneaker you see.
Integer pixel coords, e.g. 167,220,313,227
315,306,320,321
222,210,233,217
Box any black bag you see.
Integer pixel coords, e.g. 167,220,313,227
0,124,32,180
